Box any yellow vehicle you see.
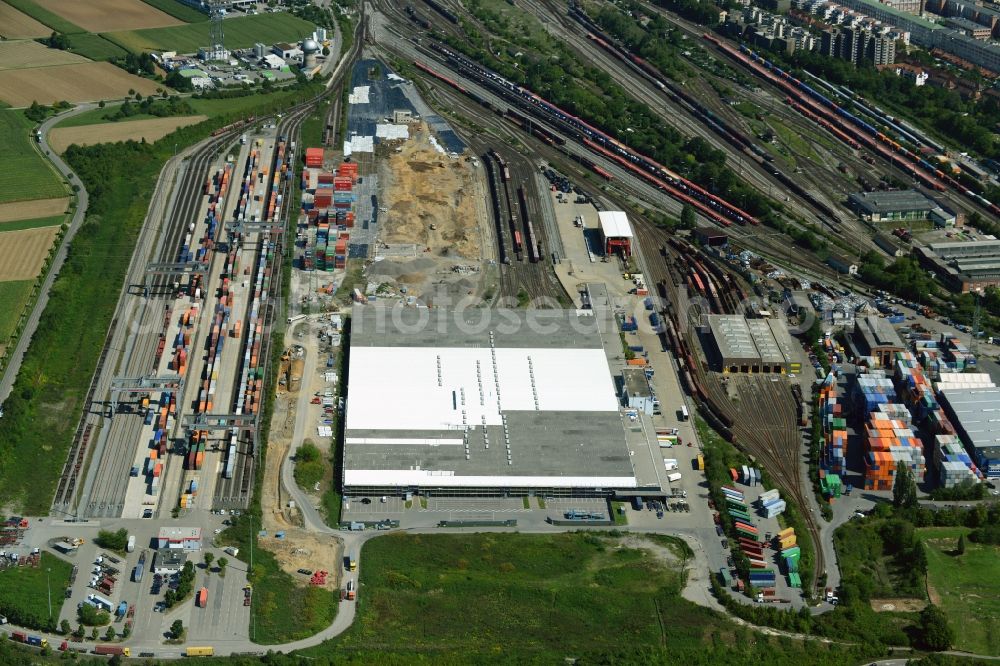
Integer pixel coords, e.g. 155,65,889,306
186,646,215,657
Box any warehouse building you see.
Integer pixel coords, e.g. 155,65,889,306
705,315,797,373
847,190,954,224
156,527,202,551
598,211,633,258
853,315,905,367
914,240,1000,292
341,306,639,497
938,387,1000,477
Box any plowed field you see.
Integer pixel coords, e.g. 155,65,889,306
0,3,50,38
0,198,69,223
0,61,161,106
49,115,208,153
0,226,60,281
0,40,90,71
32,0,182,32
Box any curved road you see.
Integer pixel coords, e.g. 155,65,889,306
0,104,95,406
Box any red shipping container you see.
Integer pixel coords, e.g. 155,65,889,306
305,147,324,168
333,177,353,191
318,172,334,184
314,188,333,208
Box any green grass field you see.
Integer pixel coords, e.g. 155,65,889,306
219,513,338,644
920,527,1000,656
0,280,35,343
0,214,65,232
290,532,873,664
0,553,72,630
0,110,67,204
104,13,313,54
65,33,129,61
319,532,691,656
139,0,208,23
3,0,84,33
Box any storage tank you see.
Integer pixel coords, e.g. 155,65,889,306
301,38,320,69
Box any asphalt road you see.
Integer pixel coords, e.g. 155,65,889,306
0,104,94,407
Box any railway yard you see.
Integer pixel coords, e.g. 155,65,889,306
5,0,1000,659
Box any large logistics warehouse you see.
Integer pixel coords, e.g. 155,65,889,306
341,306,639,497
938,387,1000,478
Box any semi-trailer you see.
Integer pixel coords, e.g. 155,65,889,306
94,645,130,656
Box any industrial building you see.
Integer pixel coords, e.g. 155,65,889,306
341,306,639,497
847,190,955,225
914,240,1000,292
598,211,634,258
156,527,202,551
938,387,1000,477
874,232,907,257
853,315,906,367
705,315,799,374
152,550,188,576
622,368,657,415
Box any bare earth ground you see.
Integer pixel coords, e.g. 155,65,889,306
260,340,341,592
371,123,487,303
0,197,69,223
33,0,182,32
0,226,59,280
0,62,161,106
0,4,50,38
870,598,929,612
0,40,91,71
49,115,208,153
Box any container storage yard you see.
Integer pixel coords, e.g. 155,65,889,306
55,123,296,519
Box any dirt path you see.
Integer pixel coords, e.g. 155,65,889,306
259,352,342,590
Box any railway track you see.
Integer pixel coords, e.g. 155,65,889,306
55,13,368,518
54,131,236,517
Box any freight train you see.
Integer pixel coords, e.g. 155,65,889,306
404,5,431,30
420,0,457,24
516,186,541,262
482,152,510,264
419,44,760,228
705,34,1000,215
211,116,256,137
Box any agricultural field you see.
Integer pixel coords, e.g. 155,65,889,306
0,214,66,232
0,553,72,630
920,527,1000,656
0,2,50,38
0,110,66,204
0,197,68,223
2,0,83,34
0,280,35,344
49,115,208,153
65,33,129,61
139,0,207,23
105,12,313,53
0,226,60,280
0,61,161,106
0,40,91,71
33,0,181,32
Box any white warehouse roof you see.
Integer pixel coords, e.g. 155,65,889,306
343,307,638,490
598,211,633,239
